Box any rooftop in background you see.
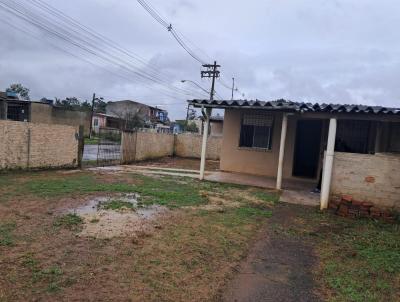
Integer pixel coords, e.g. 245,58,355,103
108,100,167,112
188,99,400,115
0,91,18,100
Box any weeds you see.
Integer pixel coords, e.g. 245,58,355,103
53,214,83,230
0,222,16,246
101,199,135,211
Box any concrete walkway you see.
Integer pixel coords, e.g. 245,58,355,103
222,203,321,302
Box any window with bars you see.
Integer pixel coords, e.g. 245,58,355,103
239,113,274,149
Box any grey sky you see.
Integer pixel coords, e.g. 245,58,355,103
0,0,399,119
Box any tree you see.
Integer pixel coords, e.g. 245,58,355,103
94,99,107,113
6,83,30,100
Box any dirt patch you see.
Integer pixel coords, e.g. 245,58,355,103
65,194,170,239
222,203,321,302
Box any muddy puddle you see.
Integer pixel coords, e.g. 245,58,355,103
67,194,168,239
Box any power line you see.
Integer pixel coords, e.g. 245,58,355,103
137,0,247,99
0,0,208,100
137,0,206,64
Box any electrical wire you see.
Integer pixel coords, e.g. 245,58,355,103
0,0,208,100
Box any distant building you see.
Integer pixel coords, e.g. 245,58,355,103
0,91,91,135
106,100,169,129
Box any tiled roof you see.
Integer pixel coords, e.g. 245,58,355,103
188,99,400,115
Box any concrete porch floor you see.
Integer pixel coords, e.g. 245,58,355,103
205,171,320,207
89,164,320,207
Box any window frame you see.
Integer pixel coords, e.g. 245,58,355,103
238,112,274,151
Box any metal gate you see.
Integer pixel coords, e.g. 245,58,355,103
97,127,122,165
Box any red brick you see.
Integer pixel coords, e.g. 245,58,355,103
341,195,353,202
361,201,374,207
352,200,363,206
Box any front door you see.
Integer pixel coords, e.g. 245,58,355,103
293,120,322,178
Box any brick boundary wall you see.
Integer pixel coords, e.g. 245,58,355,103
0,120,79,170
121,132,222,163
175,133,222,160
331,152,400,210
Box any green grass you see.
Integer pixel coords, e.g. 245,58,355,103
21,253,64,293
101,199,135,211
131,204,272,301
279,208,400,302
320,220,400,302
84,137,99,145
53,214,83,230
250,190,280,204
0,222,16,246
25,175,135,197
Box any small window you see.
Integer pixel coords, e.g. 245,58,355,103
239,113,274,149
94,118,99,126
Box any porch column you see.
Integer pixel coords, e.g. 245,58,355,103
320,118,337,210
276,113,288,190
199,108,212,180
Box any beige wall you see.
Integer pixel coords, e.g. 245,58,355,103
30,103,91,136
175,133,222,160
121,132,222,163
0,120,79,170
135,132,175,161
210,122,223,136
331,152,400,209
220,109,300,178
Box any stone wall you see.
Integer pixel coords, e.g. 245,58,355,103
331,152,400,209
0,120,79,170
175,133,222,160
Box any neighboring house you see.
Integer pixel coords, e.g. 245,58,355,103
189,99,400,210
0,91,91,135
106,100,169,129
91,113,122,134
194,115,224,136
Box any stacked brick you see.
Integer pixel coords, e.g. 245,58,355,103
329,195,398,223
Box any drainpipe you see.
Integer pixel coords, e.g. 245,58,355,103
199,106,212,180
320,118,337,210
276,113,288,190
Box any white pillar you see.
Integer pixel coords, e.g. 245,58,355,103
276,113,288,190
199,108,212,180
320,118,337,210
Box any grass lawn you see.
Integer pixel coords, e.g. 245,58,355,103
0,169,398,301
0,170,276,301
84,136,100,145
272,207,400,302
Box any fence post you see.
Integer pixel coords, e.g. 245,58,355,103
120,131,125,164
77,126,84,169
26,128,31,169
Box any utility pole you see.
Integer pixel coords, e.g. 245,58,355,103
231,77,235,100
89,93,96,139
185,103,190,131
199,61,220,180
201,61,220,101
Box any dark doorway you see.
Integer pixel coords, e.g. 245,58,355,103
293,120,323,178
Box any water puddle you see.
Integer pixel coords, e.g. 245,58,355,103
67,193,168,239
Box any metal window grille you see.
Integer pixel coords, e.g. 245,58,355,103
239,113,274,149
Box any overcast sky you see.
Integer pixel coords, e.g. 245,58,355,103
1,0,399,119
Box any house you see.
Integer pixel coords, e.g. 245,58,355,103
106,100,169,129
189,99,400,210
0,91,91,135
91,113,123,135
